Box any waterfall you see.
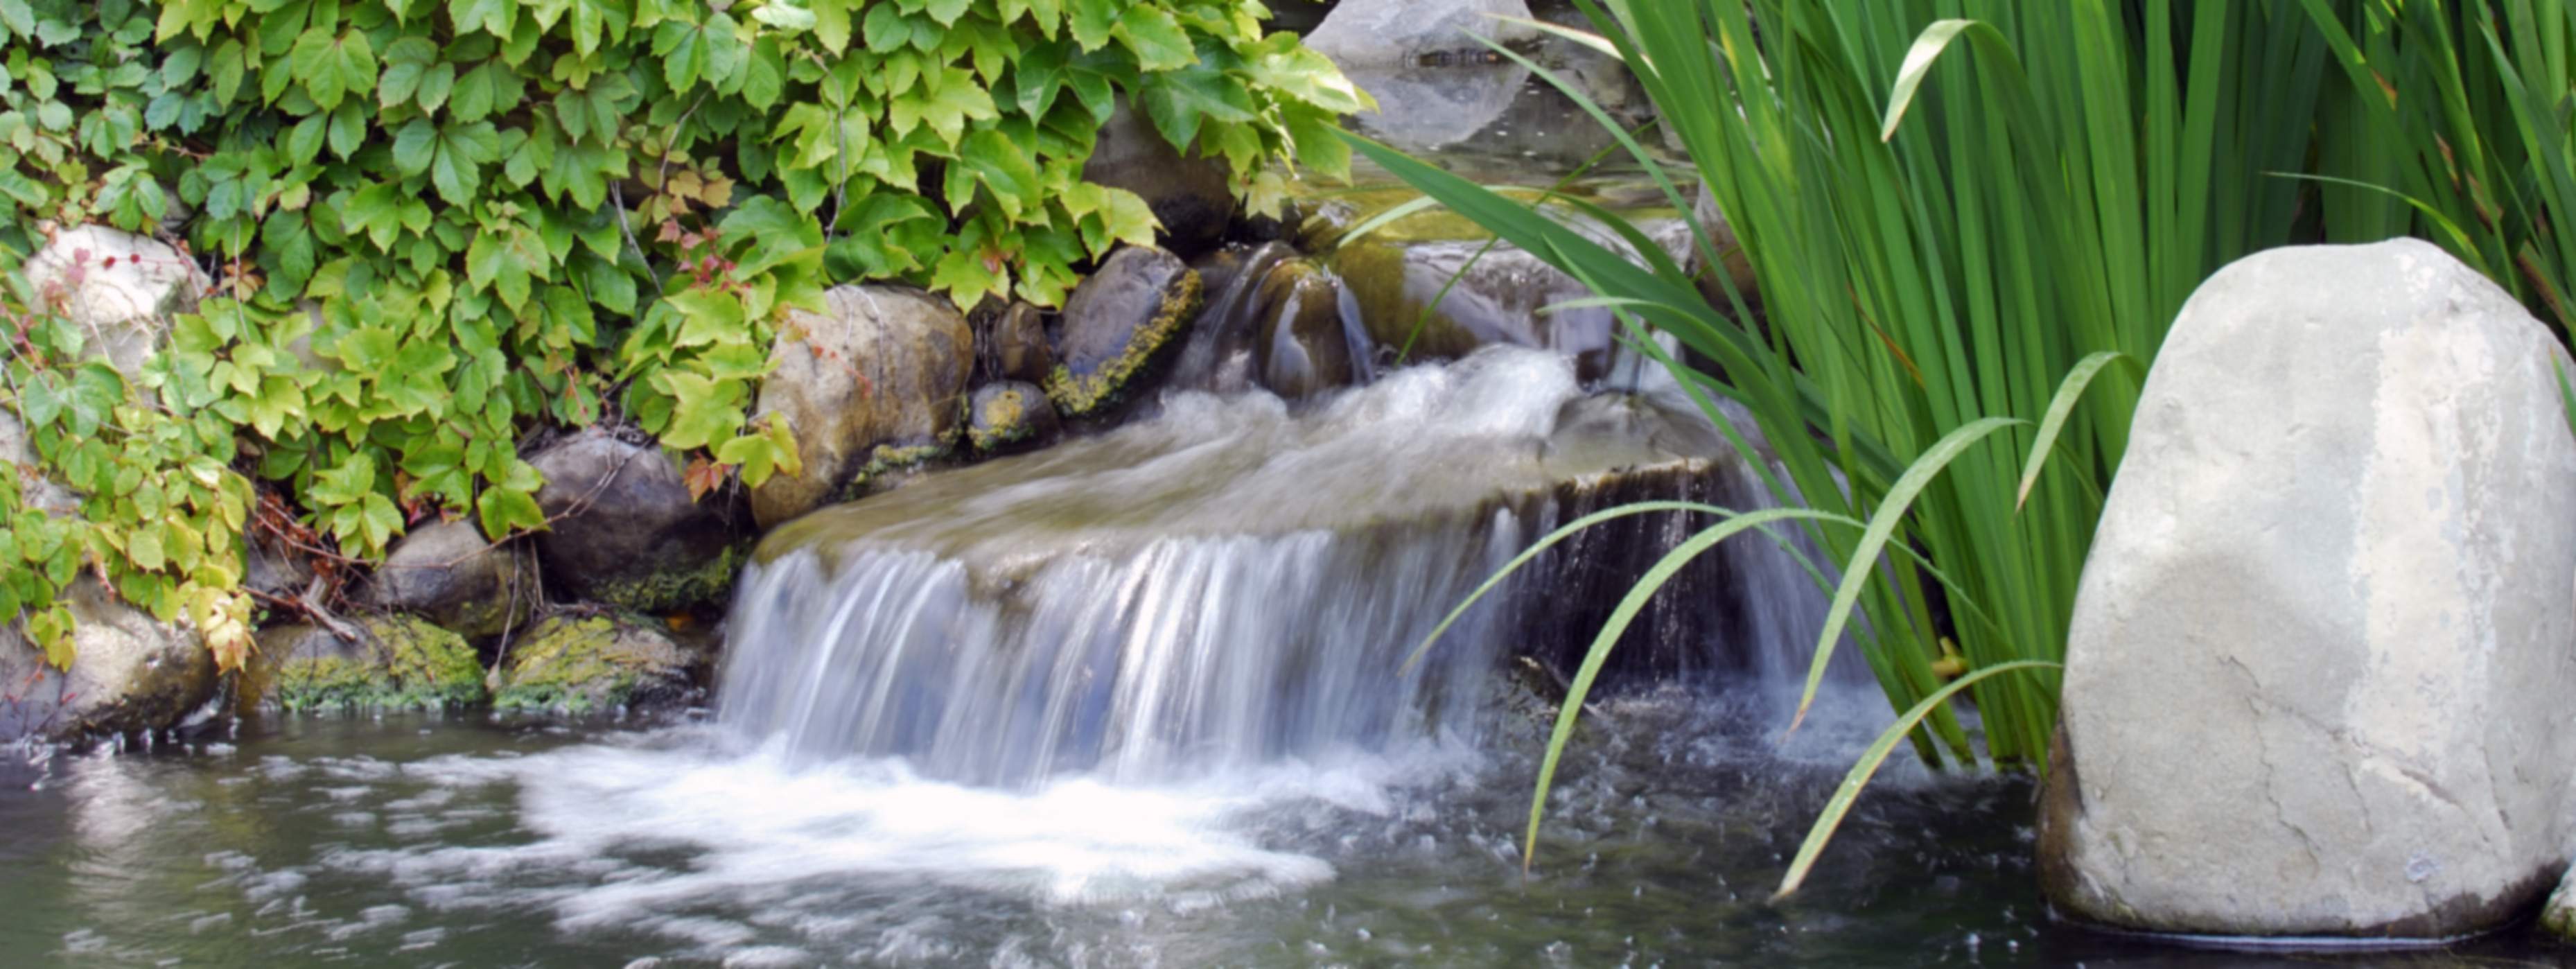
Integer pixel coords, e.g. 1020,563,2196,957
717,347,1848,787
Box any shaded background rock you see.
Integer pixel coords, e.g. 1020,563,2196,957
20,225,207,378
531,430,745,614
980,301,1056,385
1080,101,1237,259
366,520,533,640
2040,239,2576,939
1045,247,1203,419
493,613,708,715
750,286,973,528
0,579,215,742
238,616,484,714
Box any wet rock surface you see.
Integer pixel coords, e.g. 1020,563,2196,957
240,616,485,714
1044,247,1203,419
2041,240,2576,939
1304,0,1539,69
749,285,974,527
366,520,532,640
1252,259,1360,400
0,579,216,742
494,613,706,715
530,430,744,614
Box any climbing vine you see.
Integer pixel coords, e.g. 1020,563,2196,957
0,0,1367,669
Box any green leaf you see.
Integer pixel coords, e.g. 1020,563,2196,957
290,27,377,112
476,484,546,539
450,0,518,40
1139,64,1254,150
954,128,1038,218
1113,6,1191,71
888,67,996,146
2016,351,2126,511
655,371,746,450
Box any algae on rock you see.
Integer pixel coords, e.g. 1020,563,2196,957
494,613,705,715
245,616,485,714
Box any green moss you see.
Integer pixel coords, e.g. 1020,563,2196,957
272,616,484,713
591,541,746,614
1044,268,1203,417
838,439,954,500
493,614,691,715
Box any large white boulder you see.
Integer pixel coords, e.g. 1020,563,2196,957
19,225,207,377
1303,0,1539,69
2039,238,2576,938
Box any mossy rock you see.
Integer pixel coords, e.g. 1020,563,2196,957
1044,246,1203,418
530,430,752,614
584,541,748,618
245,616,485,714
966,381,1060,454
493,614,705,715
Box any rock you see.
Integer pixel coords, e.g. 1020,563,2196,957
493,613,707,715
2040,239,2576,939
1304,0,1540,69
237,616,484,713
1045,247,1204,419
1081,100,1236,258
0,579,216,742
2545,869,2576,940
529,430,744,613
983,301,1056,385
1688,184,1759,307
966,382,1061,455
750,286,974,528
0,409,79,515
366,519,534,640
19,225,208,377
1162,244,1295,396
1254,260,1359,399
243,533,314,600
1324,200,1696,382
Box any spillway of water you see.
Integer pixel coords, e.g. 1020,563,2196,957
719,347,1848,789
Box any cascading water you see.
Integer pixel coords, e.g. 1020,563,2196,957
717,347,1851,789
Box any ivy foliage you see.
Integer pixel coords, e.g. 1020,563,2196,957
0,0,1367,670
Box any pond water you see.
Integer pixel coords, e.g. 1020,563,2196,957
1,695,2550,967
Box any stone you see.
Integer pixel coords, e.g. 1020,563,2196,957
749,286,974,528
966,381,1061,455
1081,100,1236,258
1254,259,1358,400
2039,239,2576,939
1045,247,1203,419
366,519,534,640
0,409,79,516
1304,0,1540,69
0,579,216,742
1162,244,1295,396
236,616,484,714
493,613,707,715
983,301,1056,385
1324,199,1696,382
529,430,744,613
1689,183,1759,308
19,225,208,377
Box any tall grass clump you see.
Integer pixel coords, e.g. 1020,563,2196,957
1367,0,2347,893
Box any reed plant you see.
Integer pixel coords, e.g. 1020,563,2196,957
1373,0,2364,893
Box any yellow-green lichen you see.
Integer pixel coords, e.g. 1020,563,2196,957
271,616,485,713
493,614,691,714
840,439,954,498
1044,270,1203,417
591,542,746,614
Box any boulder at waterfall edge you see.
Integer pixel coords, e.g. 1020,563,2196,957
982,300,1056,385
1322,198,1695,383
967,381,1060,455
238,616,484,714
2039,239,2576,939
1254,259,1358,400
20,224,207,378
1045,246,1202,419
748,285,974,528
0,579,216,742
366,519,533,640
531,430,745,613
493,613,708,715
1304,0,1540,68
1080,100,1236,258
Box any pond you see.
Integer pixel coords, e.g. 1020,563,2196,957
1,691,2550,967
